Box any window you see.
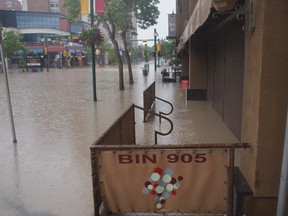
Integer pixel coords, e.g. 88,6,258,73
16,12,60,29
50,3,59,8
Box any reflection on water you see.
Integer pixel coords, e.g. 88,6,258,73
0,63,237,216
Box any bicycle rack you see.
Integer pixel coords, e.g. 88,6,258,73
134,104,173,144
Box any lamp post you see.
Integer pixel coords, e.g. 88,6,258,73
157,39,161,67
154,29,157,72
90,0,97,101
0,32,17,143
44,37,49,72
65,37,69,68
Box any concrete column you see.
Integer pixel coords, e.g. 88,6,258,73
187,37,208,100
188,37,208,89
181,49,189,79
240,0,288,215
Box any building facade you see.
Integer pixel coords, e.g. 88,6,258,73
176,0,288,215
0,0,89,53
0,10,70,43
22,0,66,13
24,0,49,12
0,0,22,11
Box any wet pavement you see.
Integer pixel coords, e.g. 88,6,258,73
0,63,238,216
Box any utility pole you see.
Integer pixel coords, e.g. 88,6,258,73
157,39,161,67
154,29,157,72
44,37,49,72
90,0,97,101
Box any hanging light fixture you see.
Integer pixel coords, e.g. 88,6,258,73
211,0,256,32
211,0,238,11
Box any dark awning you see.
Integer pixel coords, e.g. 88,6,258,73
28,48,44,53
69,49,75,54
177,0,212,52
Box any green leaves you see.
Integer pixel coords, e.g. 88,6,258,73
103,0,160,31
2,30,25,59
80,28,104,47
160,40,175,59
134,0,160,29
63,0,81,22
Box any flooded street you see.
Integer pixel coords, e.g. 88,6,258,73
0,63,238,216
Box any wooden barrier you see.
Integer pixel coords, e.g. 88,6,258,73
93,105,136,146
143,82,174,122
90,103,173,216
90,100,250,215
90,143,250,216
93,104,173,145
90,88,251,215
143,82,155,121
90,105,135,216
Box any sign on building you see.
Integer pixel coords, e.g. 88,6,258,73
168,13,176,39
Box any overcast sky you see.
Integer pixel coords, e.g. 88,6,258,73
18,0,175,46
137,0,175,46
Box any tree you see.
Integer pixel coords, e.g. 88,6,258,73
98,0,159,89
130,45,144,63
63,0,81,22
80,28,104,47
64,0,160,90
2,30,25,60
134,0,160,29
103,16,127,89
99,0,132,89
102,40,117,64
118,0,135,84
160,39,175,60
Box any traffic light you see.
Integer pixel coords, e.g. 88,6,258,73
157,43,161,52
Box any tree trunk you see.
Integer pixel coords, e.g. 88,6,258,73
112,39,124,90
99,15,125,90
122,33,134,84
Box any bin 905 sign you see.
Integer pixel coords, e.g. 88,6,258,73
98,149,228,214
118,153,207,164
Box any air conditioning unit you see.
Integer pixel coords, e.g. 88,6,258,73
211,0,238,11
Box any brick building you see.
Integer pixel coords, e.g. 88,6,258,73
22,0,66,14
0,0,22,11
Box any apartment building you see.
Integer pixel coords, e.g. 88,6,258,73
0,0,22,11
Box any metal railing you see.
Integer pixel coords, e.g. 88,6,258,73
143,82,174,123
93,104,173,147
134,104,173,144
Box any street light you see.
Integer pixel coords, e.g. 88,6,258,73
0,35,17,143
90,0,97,101
154,29,158,72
